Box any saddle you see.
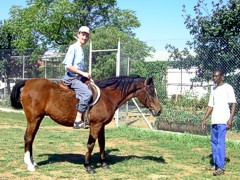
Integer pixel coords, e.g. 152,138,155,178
60,80,100,126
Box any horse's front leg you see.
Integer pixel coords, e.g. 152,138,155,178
84,124,102,174
98,127,110,169
84,135,97,174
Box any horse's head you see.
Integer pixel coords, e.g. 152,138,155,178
95,75,162,116
135,77,162,116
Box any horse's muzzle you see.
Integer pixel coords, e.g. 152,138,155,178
149,108,162,116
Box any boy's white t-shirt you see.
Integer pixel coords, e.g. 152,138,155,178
208,83,236,124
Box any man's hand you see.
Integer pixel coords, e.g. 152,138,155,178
201,120,206,130
82,72,91,79
227,119,233,130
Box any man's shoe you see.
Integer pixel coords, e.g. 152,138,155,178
213,168,225,176
73,121,85,129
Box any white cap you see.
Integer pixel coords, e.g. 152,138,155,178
78,26,90,34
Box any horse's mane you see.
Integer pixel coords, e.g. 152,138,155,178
95,75,145,96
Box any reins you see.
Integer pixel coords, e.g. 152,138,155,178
100,90,119,109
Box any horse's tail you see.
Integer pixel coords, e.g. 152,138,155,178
10,80,27,109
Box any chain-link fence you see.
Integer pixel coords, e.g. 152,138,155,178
0,49,66,98
151,37,240,134
0,37,239,134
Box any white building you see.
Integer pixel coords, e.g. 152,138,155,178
145,50,210,98
167,67,210,98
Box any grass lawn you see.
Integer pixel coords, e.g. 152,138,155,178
0,110,240,179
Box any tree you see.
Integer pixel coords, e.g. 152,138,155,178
88,26,154,79
0,20,15,49
0,0,155,81
7,0,140,49
167,0,240,76
131,60,168,101
166,0,240,110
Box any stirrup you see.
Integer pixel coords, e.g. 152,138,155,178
73,121,89,129
73,121,85,129
84,124,90,129
82,109,90,129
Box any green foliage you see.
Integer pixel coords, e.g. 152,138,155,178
131,61,168,100
155,92,240,133
166,0,240,113
166,92,209,111
0,99,11,107
155,108,240,132
0,0,154,83
184,0,240,38
86,26,153,79
0,20,15,49
225,73,240,112
167,0,240,78
4,0,140,50
155,93,209,134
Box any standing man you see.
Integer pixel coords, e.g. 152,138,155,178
202,69,236,176
62,26,92,129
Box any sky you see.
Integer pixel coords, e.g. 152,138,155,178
0,0,219,50
117,0,197,49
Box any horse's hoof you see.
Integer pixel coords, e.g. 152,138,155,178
86,167,96,174
101,162,110,169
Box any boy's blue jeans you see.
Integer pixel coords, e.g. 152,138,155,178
63,75,92,112
211,124,227,169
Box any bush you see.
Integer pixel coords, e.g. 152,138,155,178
165,92,209,111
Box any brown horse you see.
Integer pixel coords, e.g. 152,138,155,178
10,75,162,174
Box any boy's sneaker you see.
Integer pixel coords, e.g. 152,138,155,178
213,168,225,176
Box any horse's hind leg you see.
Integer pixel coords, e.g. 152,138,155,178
24,115,43,171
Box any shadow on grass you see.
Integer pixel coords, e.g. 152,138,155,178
207,153,230,166
37,148,166,168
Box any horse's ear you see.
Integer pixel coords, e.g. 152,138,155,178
145,77,153,85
